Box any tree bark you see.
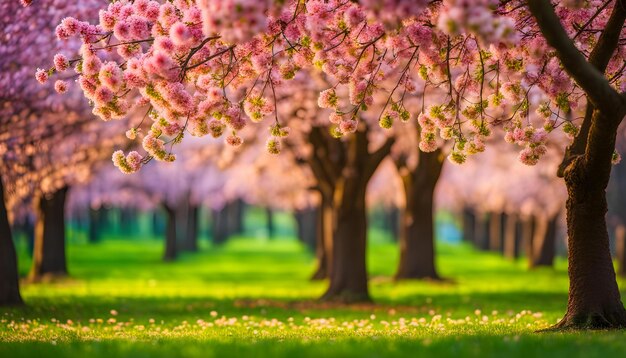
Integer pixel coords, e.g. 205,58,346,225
211,207,229,245
266,207,275,239
489,211,504,252
162,204,177,261
394,149,443,280
226,199,244,236
616,225,626,277
321,173,369,302
530,215,558,268
0,176,23,305
29,187,69,282
294,207,317,250
319,128,393,302
311,195,333,280
528,0,626,329
503,213,521,260
474,213,490,251
88,208,100,243
180,204,199,252
462,208,476,244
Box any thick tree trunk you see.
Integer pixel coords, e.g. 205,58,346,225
311,196,332,280
321,130,391,302
395,149,443,280
0,177,23,305
462,208,476,244
29,187,69,282
530,215,558,268
555,158,626,328
180,204,199,252
163,205,177,261
616,225,626,277
321,178,369,302
527,0,626,330
503,213,521,260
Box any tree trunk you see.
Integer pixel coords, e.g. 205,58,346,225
521,216,535,259
503,213,521,260
395,149,443,280
88,208,100,243
211,207,229,245
265,207,275,239
489,212,504,252
295,207,317,250
321,129,391,302
462,208,476,244
180,204,199,252
226,199,244,236
321,177,369,302
311,196,332,280
29,187,69,282
163,205,177,261
0,176,23,305
527,0,626,330
530,215,558,268
616,225,626,277
474,213,490,251
555,157,626,328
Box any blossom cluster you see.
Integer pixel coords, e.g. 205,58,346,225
38,0,625,172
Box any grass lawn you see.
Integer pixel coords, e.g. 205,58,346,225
2,230,626,357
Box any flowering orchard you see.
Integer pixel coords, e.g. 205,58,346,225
34,0,623,173
26,0,626,330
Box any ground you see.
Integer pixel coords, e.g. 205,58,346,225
2,222,626,357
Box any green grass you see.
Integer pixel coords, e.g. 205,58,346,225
3,232,626,357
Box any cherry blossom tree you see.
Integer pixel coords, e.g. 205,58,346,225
36,0,626,328
1,0,135,299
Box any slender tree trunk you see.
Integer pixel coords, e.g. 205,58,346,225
311,195,332,280
226,199,244,236
211,207,229,244
530,215,558,268
394,149,443,280
266,207,275,239
163,205,177,261
29,187,69,282
180,204,198,252
294,207,317,250
616,224,626,277
489,212,504,252
503,213,520,260
462,208,476,244
88,208,100,243
474,213,490,251
0,177,23,305
521,216,535,259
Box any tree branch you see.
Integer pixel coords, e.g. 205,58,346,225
527,0,625,115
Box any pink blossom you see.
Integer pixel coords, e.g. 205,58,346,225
54,80,69,94
53,54,69,72
35,68,48,84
